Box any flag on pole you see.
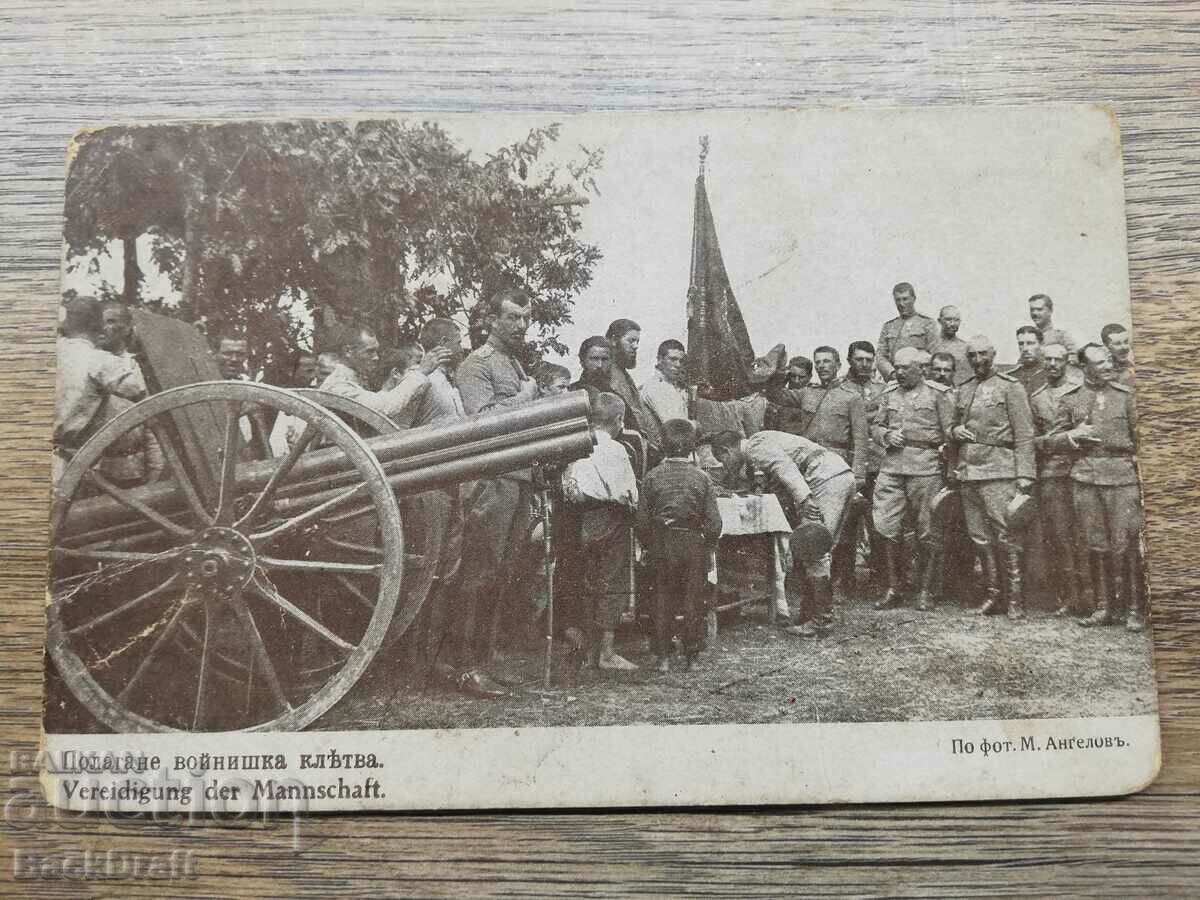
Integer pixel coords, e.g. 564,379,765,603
686,137,756,401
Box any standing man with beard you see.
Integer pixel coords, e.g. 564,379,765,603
951,336,1036,618
605,319,654,445
1029,342,1086,616
453,288,542,693
571,335,615,407
1006,325,1049,396
877,282,938,380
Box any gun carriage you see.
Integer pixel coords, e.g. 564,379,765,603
48,310,595,733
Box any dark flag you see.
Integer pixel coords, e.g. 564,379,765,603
686,143,755,400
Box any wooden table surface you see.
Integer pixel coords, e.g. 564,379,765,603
2,2,1198,895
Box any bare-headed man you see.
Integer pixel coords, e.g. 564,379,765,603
877,282,938,380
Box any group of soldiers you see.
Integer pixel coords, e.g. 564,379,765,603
725,283,1145,638
54,281,1147,702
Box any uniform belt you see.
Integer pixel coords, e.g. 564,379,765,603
662,525,703,534
1084,449,1135,459
821,441,850,451
895,439,941,450
966,439,1014,450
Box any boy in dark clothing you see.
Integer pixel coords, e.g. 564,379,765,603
637,419,724,672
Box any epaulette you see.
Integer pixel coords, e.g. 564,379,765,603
1029,383,1048,399
994,371,1017,382
475,344,495,359
1109,380,1132,393
924,379,951,393
881,382,899,394
1060,381,1083,395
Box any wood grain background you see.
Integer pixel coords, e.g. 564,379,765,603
2,2,1198,895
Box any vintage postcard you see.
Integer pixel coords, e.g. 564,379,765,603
42,106,1159,812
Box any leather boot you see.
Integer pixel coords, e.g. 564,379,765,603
914,543,937,611
1124,548,1146,633
1006,542,1025,620
976,544,1003,615
874,538,905,609
1054,540,1082,616
814,575,834,630
1079,552,1115,627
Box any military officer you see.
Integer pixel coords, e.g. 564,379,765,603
1028,294,1077,359
454,287,541,694
951,335,1036,618
1100,323,1135,387
1005,325,1048,396
928,351,974,604
931,306,972,385
766,345,869,598
877,282,938,380
842,340,887,586
709,429,856,637
1046,343,1145,631
870,347,956,611
1029,342,1086,616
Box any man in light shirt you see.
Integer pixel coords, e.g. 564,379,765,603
639,339,689,444
318,325,448,420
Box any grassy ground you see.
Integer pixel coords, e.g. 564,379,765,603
322,597,1158,731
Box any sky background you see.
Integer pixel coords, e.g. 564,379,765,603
66,107,1132,383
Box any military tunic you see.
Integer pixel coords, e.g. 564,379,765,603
744,430,856,579
765,380,869,485
954,370,1035,548
877,312,938,375
454,334,537,663
1003,362,1048,398
870,379,955,541
1040,325,1078,358
1046,378,1141,554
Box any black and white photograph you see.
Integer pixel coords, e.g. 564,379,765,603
42,107,1160,809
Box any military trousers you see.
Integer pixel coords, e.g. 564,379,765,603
459,476,534,664
871,471,944,543
804,470,857,579
1073,481,1142,554
959,478,1017,549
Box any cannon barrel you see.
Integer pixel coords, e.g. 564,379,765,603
59,391,594,542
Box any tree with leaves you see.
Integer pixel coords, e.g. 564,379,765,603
63,119,603,377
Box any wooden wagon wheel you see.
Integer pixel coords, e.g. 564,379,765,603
47,381,403,733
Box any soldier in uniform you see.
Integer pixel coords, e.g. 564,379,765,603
928,351,974,604
842,340,886,587
870,347,956,611
709,429,856,637
951,335,1036,618
1029,342,1086,616
1046,343,1145,631
1006,325,1048,396
1101,323,1135,386
931,306,971,385
1028,294,1077,359
454,288,542,694
765,345,868,599
876,282,938,380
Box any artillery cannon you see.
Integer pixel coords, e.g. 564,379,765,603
47,312,595,734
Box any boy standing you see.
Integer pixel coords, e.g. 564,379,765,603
562,392,641,670
637,419,724,672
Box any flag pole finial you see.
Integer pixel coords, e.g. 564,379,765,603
699,135,709,176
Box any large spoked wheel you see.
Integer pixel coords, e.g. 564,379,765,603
292,389,445,655
47,382,403,733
